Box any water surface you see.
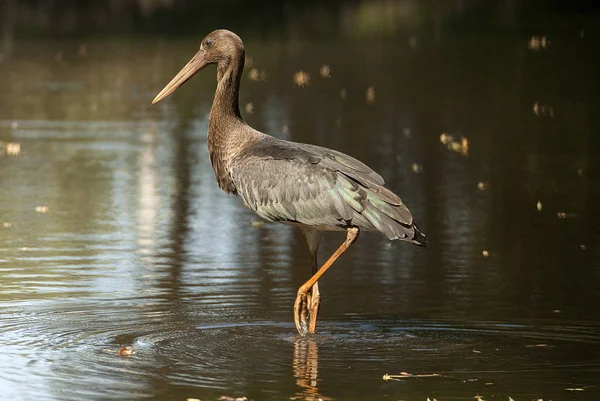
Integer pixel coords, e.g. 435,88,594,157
1,5,600,401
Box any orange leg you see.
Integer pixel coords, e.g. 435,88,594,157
307,281,320,334
294,227,360,336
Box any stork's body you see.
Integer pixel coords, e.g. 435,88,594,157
153,30,428,336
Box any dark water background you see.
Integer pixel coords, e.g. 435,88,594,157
1,1,599,400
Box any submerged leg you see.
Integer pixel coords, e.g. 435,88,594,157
300,228,322,334
294,227,360,336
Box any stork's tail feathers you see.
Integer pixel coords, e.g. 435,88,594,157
359,187,429,247
332,172,428,247
411,224,429,247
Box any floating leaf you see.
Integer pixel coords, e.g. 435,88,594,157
440,133,452,144
248,68,260,81
557,212,576,219
529,36,549,50
366,86,376,104
6,142,20,155
382,371,441,381
293,71,310,87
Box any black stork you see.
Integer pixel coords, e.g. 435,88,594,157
152,30,428,336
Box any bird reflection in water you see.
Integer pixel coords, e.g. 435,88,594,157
292,338,330,401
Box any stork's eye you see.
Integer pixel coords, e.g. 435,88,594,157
204,39,213,47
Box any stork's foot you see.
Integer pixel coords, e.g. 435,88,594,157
294,288,309,336
308,282,320,334
294,282,320,336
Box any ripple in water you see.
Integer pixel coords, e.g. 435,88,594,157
2,307,599,400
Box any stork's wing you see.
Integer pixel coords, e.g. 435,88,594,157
230,137,428,245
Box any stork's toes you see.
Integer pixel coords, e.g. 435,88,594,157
294,290,310,336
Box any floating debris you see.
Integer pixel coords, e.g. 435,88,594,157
340,88,347,100
319,64,331,79
461,137,469,155
557,212,576,219
245,56,253,68
248,68,260,81
474,395,485,401
35,206,49,213
477,182,488,190
440,133,453,145
187,398,201,401
473,349,482,353
383,372,441,381
293,71,310,87
482,250,489,257
553,309,561,313
440,133,468,155
536,201,543,212
529,35,549,50
282,124,289,135
580,244,586,250
402,128,411,138
366,86,376,104
533,102,554,117
566,387,584,391
448,141,462,152
6,142,21,155
251,220,265,228
218,397,247,401
248,68,266,82
411,163,422,174
103,347,135,356
2,222,12,228
119,346,135,356
244,102,254,114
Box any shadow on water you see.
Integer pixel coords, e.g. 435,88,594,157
1,1,600,400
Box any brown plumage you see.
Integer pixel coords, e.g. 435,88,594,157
153,30,428,336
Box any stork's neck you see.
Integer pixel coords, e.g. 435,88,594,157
210,51,244,122
207,49,248,194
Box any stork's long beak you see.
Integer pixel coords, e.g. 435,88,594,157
152,50,208,104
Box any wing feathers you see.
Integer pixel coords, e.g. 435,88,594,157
230,137,425,245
